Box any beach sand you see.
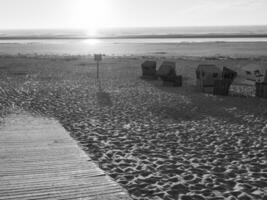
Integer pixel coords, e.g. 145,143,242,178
1,41,267,58
0,55,266,200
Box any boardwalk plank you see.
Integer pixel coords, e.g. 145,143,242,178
0,113,131,200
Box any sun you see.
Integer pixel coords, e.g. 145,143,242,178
71,0,109,36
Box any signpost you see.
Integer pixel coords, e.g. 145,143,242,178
94,54,102,79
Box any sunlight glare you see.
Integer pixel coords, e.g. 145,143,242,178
71,0,109,36
83,38,101,45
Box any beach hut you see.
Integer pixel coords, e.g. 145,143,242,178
242,63,265,83
213,67,237,96
157,61,176,78
255,70,267,98
196,64,221,93
213,80,231,96
222,67,237,84
256,82,267,98
157,61,182,86
141,61,157,79
242,64,267,98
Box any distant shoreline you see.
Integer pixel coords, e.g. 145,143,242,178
1,34,267,40
1,39,267,57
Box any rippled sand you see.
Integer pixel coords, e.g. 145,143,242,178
0,55,266,200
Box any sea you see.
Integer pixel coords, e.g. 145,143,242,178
1,26,267,56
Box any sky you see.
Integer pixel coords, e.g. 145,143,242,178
0,0,267,30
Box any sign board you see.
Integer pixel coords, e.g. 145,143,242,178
94,54,102,62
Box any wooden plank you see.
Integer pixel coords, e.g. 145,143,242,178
0,113,131,200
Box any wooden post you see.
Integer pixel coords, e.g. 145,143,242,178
97,61,99,79
94,54,102,79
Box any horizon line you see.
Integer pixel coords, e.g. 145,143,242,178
1,24,267,31
1,33,267,40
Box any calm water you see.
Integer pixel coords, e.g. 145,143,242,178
1,26,267,56
1,26,267,38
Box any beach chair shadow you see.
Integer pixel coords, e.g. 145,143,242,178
143,78,261,123
96,81,113,107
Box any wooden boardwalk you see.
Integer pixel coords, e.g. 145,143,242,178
0,113,131,200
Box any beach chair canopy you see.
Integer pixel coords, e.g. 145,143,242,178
141,61,157,76
142,61,157,70
242,63,266,82
196,64,221,87
196,64,221,79
222,67,237,83
157,61,176,77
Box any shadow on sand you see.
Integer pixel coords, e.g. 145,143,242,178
96,80,113,107
142,78,267,124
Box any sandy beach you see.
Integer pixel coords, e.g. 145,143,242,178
0,54,266,200
2,40,267,58
1,0,267,198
